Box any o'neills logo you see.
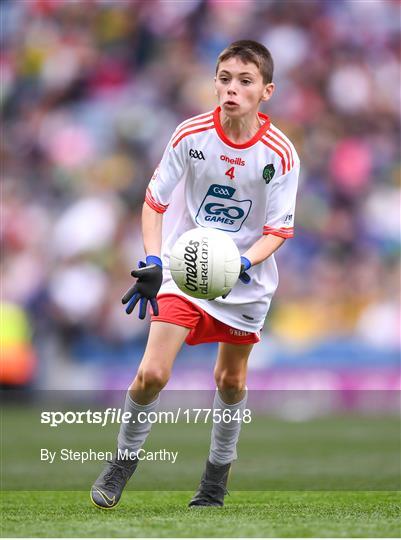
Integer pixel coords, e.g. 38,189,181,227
220,155,245,166
229,328,251,336
184,239,209,295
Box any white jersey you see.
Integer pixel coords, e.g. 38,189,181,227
145,107,300,332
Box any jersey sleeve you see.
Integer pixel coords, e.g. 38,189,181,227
145,132,187,214
263,158,300,238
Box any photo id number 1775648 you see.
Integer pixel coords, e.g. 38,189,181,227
181,408,252,424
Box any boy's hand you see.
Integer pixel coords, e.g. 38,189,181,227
219,256,252,299
122,256,163,319
238,256,251,284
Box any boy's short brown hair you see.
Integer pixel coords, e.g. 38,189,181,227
216,40,274,84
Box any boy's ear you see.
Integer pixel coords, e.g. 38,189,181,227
262,82,275,102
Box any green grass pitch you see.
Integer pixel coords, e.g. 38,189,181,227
1,490,400,537
1,405,400,536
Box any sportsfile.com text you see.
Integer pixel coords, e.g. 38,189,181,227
40,408,252,427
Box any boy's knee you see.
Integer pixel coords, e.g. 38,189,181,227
137,366,170,392
215,371,246,397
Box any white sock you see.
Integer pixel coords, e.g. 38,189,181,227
209,388,248,466
117,391,159,455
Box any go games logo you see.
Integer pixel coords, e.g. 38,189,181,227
195,184,252,232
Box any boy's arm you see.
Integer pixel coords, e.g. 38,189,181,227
121,204,164,319
226,234,284,288
142,202,163,258
246,154,300,266
243,234,285,265
123,124,187,318
234,155,300,285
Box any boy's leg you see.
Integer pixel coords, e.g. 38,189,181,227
117,321,189,452
91,322,189,509
189,342,253,507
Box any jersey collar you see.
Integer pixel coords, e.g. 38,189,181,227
213,106,271,149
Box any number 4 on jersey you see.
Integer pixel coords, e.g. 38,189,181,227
225,166,235,180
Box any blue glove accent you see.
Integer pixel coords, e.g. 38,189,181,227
146,255,162,267
122,257,163,318
220,256,252,298
139,297,147,319
240,256,251,271
125,292,140,314
239,256,252,285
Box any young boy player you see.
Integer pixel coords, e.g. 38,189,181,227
91,40,300,509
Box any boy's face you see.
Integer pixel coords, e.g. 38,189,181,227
215,57,274,118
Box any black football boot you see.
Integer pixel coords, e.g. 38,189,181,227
189,460,231,507
90,454,138,509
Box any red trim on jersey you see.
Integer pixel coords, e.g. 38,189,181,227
172,116,214,145
260,137,286,175
213,106,271,149
172,124,214,148
263,226,294,238
145,188,169,214
269,125,295,169
264,131,292,174
179,110,214,129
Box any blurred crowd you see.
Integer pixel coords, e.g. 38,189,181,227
1,0,400,385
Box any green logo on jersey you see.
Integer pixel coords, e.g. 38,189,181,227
263,164,275,184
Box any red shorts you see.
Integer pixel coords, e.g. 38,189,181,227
151,294,260,346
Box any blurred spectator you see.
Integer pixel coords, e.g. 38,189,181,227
0,302,37,386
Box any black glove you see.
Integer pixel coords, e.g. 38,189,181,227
122,256,163,319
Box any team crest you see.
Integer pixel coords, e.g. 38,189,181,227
263,164,275,184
